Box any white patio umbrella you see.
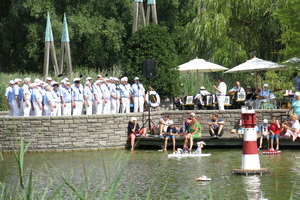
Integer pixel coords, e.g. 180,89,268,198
225,57,286,89
224,57,285,73
178,58,228,73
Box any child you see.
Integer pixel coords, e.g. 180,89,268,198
259,119,270,149
194,141,206,154
269,117,280,151
163,120,178,152
237,124,245,138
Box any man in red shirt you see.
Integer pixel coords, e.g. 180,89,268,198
269,117,281,151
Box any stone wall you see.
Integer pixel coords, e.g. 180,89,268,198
0,109,288,152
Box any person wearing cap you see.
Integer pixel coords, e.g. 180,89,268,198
94,80,104,115
45,77,52,85
184,115,202,151
31,83,43,116
194,86,211,109
97,75,103,80
5,80,15,116
72,78,84,116
83,81,94,115
229,81,245,109
128,117,147,150
61,81,73,116
213,77,227,110
43,85,55,116
258,83,272,99
110,78,121,114
101,78,111,114
258,119,270,149
51,82,61,116
163,120,179,152
11,78,22,116
131,77,146,113
22,78,32,117
119,77,131,113
207,113,225,138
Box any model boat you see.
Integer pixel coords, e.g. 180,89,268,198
195,175,211,181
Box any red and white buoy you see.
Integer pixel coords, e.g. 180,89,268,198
232,107,269,175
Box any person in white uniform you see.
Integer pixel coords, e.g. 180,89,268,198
61,82,73,116
94,80,104,115
72,78,84,116
43,85,55,116
213,77,227,110
51,82,60,116
110,78,121,114
83,81,94,115
12,78,22,116
22,78,32,117
101,78,111,114
5,80,15,116
31,83,43,116
131,77,146,113
119,77,131,113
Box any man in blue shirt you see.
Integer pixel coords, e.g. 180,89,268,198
207,113,225,138
131,77,146,113
101,78,111,114
12,78,22,116
119,77,131,113
61,82,73,116
22,78,32,117
72,78,84,116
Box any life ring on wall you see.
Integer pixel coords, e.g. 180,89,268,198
146,91,160,107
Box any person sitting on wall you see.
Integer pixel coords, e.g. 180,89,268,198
128,117,147,151
163,120,179,152
156,115,171,137
207,113,225,138
183,112,198,133
184,116,202,151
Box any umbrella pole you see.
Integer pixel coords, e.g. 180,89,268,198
255,72,258,90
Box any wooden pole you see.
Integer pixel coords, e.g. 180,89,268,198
50,42,59,76
59,43,65,74
139,3,146,27
151,5,158,24
132,2,139,33
65,42,73,77
146,5,150,26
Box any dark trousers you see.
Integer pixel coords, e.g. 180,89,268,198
209,128,224,137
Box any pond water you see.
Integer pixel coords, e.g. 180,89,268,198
1,149,300,199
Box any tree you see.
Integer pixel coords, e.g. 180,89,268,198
124,24,180,98
184,0,282,68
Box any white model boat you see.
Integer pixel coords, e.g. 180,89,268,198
195,175,211,181
168,153,211,158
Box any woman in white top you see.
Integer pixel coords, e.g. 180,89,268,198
283,114,300,141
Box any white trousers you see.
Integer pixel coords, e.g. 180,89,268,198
33,102,42,116
134,96,144,113
111,98,120,114
95,100,103,115
121,97,130,113
55,103,62,116
63,103,72,116
23,100,31,117
11,100,20,116
85,100,93,115
103,99,111,114
217,96,225,110
44,104,52,116
8,102,13,116
19,100,24,116
73,101,83,116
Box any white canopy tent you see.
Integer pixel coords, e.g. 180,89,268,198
178,58,228,73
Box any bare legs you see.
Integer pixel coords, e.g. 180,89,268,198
184,134,193,151
164,137,176,152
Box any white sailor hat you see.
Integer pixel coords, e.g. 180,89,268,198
86,77,92,80
200,86,205,90
263,83,269,87
24,77,31,82
123,77,128,82
14,78,22,82
263,119,268,124
134,77,140,80
131,117,137,122
46,77,52,81
95,80,101,85
73,78,81,82
38,81,44,85
63,77,69,82
51,81,58,86
114,77,119,81
64,81,70,85
109,77,113,80
121,77,126,82
34,78,41,83
104,78,109,81
168,120,174,125
97,74,102,78
9,80,15,84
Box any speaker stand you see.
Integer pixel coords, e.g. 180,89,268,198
142,78,155,134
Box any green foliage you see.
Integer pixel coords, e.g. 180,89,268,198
275,0,300,59
124,24,180,98
185,0,282,67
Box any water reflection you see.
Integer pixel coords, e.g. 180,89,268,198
242,175,268,200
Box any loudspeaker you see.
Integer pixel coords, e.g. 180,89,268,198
142,59,156,78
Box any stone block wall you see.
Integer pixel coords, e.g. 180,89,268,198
0,109,288,152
